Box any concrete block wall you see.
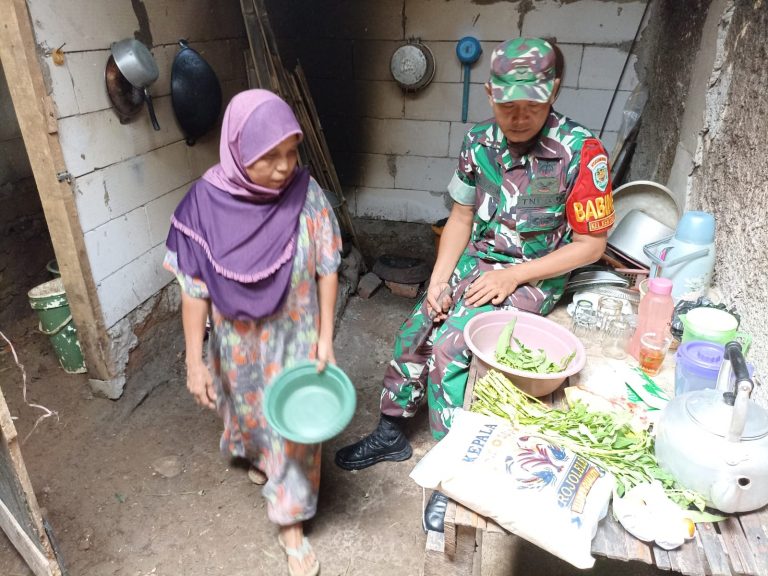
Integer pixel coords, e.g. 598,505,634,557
268,0,646,224
686,1,768,388
27,0,248,329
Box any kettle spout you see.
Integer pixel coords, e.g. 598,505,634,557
711,476,752,513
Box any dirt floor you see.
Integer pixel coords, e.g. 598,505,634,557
0,289,671,576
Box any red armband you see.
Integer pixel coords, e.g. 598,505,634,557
566,138,615,234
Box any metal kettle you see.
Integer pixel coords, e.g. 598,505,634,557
655,342,768,513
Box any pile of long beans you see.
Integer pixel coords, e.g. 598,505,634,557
471,370,705,511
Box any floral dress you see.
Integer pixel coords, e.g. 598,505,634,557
165,178,341,525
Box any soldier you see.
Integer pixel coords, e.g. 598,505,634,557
335,38,615,529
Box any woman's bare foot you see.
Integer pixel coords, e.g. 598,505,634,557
279,523,319,576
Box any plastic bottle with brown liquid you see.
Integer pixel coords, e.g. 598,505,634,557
628,277,675,360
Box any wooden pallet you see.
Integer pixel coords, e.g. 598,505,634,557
0,383,62,576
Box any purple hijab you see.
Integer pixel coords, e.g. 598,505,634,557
166,90,307,319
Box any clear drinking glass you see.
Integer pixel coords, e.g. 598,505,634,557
597,297,623,332
570,300,594,330
602,318,631,360
638,332,673,376
571,308,600,349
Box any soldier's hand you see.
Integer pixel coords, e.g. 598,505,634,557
464,269,519,307
426,281,452,321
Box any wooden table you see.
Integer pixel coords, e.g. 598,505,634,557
423,308,768,576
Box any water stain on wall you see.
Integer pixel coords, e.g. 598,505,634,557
131,0,153,47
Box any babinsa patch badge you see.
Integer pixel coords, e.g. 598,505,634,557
587,155,609,192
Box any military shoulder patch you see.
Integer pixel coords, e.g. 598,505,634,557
587,155,609,192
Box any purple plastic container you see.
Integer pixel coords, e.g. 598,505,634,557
675,341,754,395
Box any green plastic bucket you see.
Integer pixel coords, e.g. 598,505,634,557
27,278,87,374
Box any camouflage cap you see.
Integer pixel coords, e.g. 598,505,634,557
489,38,556,103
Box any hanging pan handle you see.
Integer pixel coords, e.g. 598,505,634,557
143,88,161,131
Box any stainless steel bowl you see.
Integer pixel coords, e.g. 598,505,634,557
608,209,673,267
612,180,681,230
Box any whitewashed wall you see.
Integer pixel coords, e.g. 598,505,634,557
27,0,248,329
269,0,644,224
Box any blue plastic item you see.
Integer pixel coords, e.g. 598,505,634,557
675,341,754,396
456,37,482,122
673,211,716,244
264,361,356,444
643,210,716,299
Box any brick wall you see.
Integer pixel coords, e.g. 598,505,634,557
27,0,249,329
268,0,646,225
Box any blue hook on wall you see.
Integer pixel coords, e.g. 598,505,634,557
456,36,482,123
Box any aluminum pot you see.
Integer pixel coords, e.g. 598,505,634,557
110,38,160,130
654,342,768,513
105,54,143,123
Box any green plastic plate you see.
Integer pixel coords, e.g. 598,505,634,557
263,361,356,444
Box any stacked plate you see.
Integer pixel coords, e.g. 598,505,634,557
565,269,630,295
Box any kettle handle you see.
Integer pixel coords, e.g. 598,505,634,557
725,342,753,443
728,341,752,384
643,236,711,267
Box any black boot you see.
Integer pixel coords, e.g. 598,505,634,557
423,491,449,533
334,415,412,471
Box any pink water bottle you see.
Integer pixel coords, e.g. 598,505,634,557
628,278,675,360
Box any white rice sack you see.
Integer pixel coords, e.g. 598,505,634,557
411,409,615,569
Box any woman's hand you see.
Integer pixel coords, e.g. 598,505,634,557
464,269,520,307
426,281,452,322
316,335,336,373
187,359,216,409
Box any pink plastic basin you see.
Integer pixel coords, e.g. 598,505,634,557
464,309,586,397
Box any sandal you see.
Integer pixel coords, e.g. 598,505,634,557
248,465,267,485
278,535,320,576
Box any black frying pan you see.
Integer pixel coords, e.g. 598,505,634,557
171,39,223,146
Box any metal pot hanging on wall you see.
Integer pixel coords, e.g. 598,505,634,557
390,40,435,92
110,38,161,131
105,54,144,124
171,39,223,146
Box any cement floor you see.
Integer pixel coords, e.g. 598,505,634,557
1,289,669,576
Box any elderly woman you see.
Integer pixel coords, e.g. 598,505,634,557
165,90,341,576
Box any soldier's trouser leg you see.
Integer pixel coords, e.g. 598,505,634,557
425,298,496,439
380,293,435,417
334,295,432,471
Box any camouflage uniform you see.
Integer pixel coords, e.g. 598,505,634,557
380,39,615,440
